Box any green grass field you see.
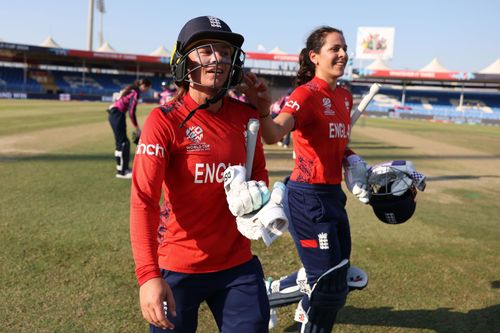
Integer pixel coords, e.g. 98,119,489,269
1,100,499,332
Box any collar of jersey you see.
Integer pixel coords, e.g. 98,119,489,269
182,92,202,112
181,92,227,119
312,76,337,94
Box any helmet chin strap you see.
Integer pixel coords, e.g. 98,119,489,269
178,88,227,128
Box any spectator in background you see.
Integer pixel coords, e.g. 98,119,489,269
107,78,151,179
159,81,177,105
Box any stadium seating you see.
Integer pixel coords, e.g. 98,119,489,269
353,85,500,121
0,67,162,97
2,64,498,123
0,67,43,93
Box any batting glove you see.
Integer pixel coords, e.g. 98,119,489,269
223,165,271,217
235,181,288,246
343,154,370,204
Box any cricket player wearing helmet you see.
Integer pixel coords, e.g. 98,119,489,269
107,78,151,179
253,26,371,332
130,16,271,332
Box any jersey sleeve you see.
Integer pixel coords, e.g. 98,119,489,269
128,90,139,127
280,87,313,130
130,108,172,285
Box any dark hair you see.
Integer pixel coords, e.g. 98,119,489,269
119,78,152,99
171,84,188,102
295,26,344,87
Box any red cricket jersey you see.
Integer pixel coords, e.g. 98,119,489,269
130,93,268,286
281,76,353,184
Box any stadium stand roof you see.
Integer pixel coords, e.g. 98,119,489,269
366,58,391,70
0,41,170,73
96,42,116,53
0,41,302,73
150,45,170,57
419,58,451,72
269,46,286,55
0,41,498,88
480,58,500,74
39,37,61,48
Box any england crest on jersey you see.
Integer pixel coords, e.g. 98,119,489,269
344,98,350,111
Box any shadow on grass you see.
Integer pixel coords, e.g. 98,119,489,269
265,146,500,162
284,304,500,333
349,141,500,159
428,175,500,181
0,153,111,162
365,154,500,160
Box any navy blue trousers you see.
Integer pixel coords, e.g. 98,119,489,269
108,108,130,173
284,180,351,286
151,256,270,333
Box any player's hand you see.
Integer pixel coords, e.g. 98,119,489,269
139,277,176,330
241,72,272,117
343,154,370,204
223,165,270,216
132,128,141,145
235,181,288,246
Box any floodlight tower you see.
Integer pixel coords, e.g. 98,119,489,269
87,0,94,50
96,0,106,47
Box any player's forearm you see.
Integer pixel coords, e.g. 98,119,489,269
130,208,161,285
258,114,286,144
129,108,138,127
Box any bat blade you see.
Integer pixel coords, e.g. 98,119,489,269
351,83,381,126
245,118,260,181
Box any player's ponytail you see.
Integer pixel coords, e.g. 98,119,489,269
135,78,152,89
295,26,344,87
296,48,314,87
119,78,152,99
170,82,189,103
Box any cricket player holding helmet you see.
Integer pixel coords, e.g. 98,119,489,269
130,16,271,332
251,26,372,332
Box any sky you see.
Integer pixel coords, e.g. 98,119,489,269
1,0,499,72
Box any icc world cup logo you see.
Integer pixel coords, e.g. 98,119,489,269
186,126,204,143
